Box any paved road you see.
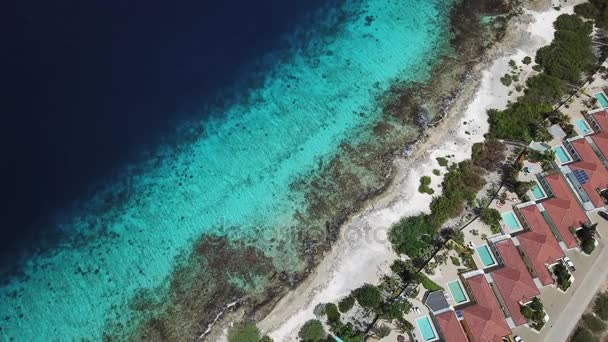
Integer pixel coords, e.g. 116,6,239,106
542,213,608,342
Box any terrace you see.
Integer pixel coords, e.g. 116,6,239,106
491,239,541,327
540,173,588,249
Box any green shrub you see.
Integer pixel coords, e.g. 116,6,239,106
582,313,606,333
338,295,355,313
594,293,608,320
500,73,512,86
299,320,326,342
228,324,263,342
418,176,434,195
450,256,461,266
433,169,441,176
570,327,596,342
373,324,391,338
436,157,449,167
523,56,532,64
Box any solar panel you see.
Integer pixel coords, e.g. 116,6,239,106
573,169,589,185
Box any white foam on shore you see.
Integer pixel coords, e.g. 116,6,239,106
257,4,572,341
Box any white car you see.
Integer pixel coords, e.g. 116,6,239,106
513,336,524,342
563,257,575,272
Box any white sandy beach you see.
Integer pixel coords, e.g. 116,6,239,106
249,2,580,341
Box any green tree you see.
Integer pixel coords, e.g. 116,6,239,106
353,284,383,311
325,303,341,323
338,295,355,313
298,320,326,342
522,56,532,64
478,207,501,229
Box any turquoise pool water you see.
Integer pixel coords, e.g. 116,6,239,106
0,1,457,341
596,92,608,108
447,280,468,304
416,316,438,341
531,183,546,200
576,119,592,135
502,211,521,232
476,245,497,267
554,146,572,163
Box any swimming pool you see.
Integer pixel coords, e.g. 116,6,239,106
475,245,497,267
416,316,438,341
596,92,608,108
576,118,592,135
501,211,522,232
531,183,546,200
447,280,469,304
553,146,572,164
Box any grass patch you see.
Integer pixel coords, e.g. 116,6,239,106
418,273,443,292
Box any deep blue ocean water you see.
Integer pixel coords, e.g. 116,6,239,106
1,0,328,260
0,0,455,339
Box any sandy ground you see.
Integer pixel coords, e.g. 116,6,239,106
245,2,582,341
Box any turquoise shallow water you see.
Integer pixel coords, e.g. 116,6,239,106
0,0,455,340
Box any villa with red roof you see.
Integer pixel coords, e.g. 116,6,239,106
462,274,511,342
568,138,608,208
517,205,565,286
542,173,588,249
435,311,469,342
492,239,541,326
590,109,608,159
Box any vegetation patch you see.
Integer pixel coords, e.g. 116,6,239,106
418,176,434,195
488,14,596,142
298,319,326,342
594,292,608,320
478,207,501,232
338,295,355,313
553,263,572,291
582,313,606,333
390,161,485,259
228,323,273,342
436,157,449,167
520,297,546,331
418,273,444,292
576,223,598,255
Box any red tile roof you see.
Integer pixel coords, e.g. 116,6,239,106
592,131,608,160
518,205,564,286
492,239,541,326
570,138,608,208
592,110,608,159
436,311,469,342
462,275,511,342
543,173,587,248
